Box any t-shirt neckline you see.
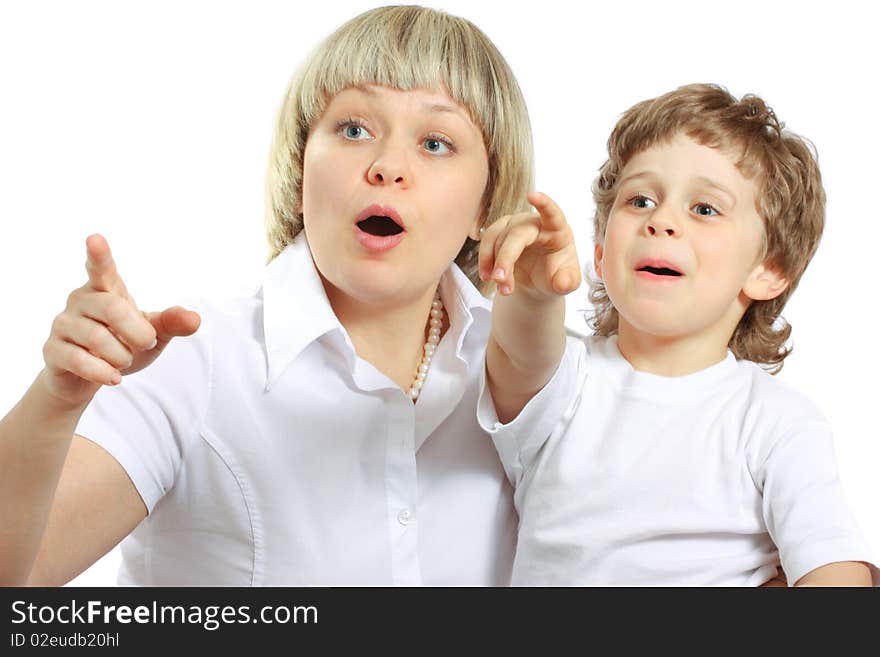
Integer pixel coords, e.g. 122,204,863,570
591,335,738,404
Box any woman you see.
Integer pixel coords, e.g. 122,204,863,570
0,5,534,586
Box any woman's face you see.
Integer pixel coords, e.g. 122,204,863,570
302,85,489,309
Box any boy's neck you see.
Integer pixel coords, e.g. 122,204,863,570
615,319,731,377
322,278,446,391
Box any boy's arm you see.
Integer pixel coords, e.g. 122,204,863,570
794,561,873,587
479,193,581,423
754,412,878,587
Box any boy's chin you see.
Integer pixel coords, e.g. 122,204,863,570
618,310,735,349
618,311,700,340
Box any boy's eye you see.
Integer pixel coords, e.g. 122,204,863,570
692,203,719,217
629,195,656,209
423,136,454,155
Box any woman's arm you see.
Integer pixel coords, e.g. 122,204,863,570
1,235,197,585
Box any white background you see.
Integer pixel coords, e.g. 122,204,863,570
1,0,876,585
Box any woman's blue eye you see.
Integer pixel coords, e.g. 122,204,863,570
630,196,656,209
338,122,371,141
692,203,719,217
424,137,452,155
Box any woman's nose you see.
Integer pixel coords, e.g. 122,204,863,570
367,146,411,188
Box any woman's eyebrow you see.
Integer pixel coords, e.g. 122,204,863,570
423,102,459,114
421,102,476,131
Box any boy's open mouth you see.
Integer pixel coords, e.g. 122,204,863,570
357,215,405,237
637,266,682,277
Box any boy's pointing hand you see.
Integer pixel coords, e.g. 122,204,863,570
478,192,582,298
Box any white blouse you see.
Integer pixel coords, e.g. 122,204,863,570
76,237,516,585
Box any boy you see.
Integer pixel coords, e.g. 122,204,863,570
479,84,877,585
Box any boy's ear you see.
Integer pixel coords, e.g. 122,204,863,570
743,262,789,301
593,243,604,279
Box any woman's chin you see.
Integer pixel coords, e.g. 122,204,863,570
321,270,422,310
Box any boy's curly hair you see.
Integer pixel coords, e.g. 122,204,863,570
589,83,825,373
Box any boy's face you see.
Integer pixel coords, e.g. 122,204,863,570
595,133,786,347
302,85,488,307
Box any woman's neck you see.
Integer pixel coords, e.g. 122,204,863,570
323,279,448,391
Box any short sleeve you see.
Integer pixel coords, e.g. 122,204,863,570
74,303,212,514
753,416,879,586
477,336,586,487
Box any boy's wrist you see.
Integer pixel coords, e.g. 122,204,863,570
505,284,564,307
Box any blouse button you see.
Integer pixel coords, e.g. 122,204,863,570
397,508,413,526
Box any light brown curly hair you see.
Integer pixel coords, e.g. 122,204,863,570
589,83,825,373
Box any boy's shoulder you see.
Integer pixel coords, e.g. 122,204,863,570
733,357,828,428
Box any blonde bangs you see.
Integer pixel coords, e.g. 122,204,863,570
301,9,498,133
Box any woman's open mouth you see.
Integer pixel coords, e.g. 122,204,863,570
354,205,407,252
357,215,404,237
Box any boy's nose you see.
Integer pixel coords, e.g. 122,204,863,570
645,210,679,237
646,223,676,237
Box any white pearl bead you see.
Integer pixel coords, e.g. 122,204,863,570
409,297,444,403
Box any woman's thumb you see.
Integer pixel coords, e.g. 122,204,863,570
144,306,201,350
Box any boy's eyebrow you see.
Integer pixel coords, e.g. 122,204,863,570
617,171,654,187
695,177,737,208
618,172,737,207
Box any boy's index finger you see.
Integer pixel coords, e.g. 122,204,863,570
528,192,568,233
84,234,124,294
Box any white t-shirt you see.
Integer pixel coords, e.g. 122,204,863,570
479,335,878,586
76,237,517,585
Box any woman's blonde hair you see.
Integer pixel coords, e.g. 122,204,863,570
264,5,534,290
589,83,825,373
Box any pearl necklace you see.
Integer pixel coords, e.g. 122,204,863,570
408,290,443,401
